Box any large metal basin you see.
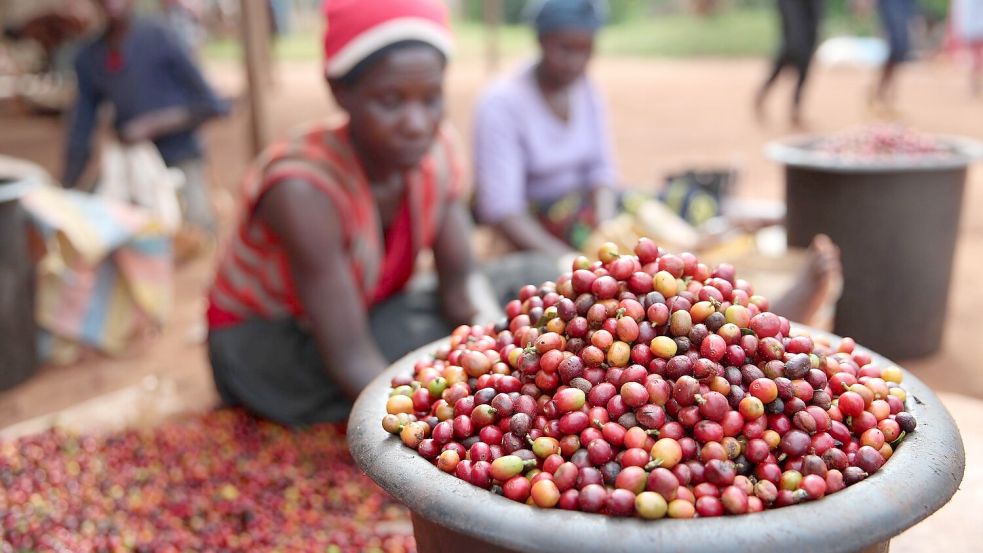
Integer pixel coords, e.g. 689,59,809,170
348,328,965,553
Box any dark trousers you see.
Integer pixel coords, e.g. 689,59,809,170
764,0,824,107
878,0,915,63
208,253,558,426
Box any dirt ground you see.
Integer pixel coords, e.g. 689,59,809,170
1,56,981,549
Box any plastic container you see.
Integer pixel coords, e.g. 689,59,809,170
0,183,39,390
767,135,983,359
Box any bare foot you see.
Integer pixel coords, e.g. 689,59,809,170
770,234,842,328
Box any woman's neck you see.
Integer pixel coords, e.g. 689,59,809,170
534,62,572,121
534,61,567,95
348,129,405,228
349,130,399,185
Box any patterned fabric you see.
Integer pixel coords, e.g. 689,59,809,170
531,188,650,250
207,121,462,328
20,185,173,361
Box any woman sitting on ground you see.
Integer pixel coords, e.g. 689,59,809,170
206,0,505,426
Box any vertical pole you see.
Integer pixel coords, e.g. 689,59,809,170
483,0,503,74
240,0,271,156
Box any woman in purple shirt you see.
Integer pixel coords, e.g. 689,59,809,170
474,0,617,259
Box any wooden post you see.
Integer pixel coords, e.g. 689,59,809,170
240,0,271,156
483,0,503,74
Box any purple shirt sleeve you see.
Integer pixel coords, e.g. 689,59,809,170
586,82,617,189
473,92,527,224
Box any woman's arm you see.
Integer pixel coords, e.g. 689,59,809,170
118,105,202,144
256,178,387,400
433,200,503,325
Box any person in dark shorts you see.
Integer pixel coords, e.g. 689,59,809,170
871,0,917,112
754,0,825,127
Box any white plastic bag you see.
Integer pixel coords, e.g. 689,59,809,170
815,37,889,68
96,141,185,234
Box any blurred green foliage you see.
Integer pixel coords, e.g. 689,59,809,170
460,0,638,25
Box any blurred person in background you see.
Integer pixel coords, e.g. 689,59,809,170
953,0,983,95
869,0,918,112
473,0,841,326
754,0,826,127
474,0,618,260
160,0,206,54
206,0,551,426
62,0,229,241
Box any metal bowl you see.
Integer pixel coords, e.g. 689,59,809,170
348,328,965,553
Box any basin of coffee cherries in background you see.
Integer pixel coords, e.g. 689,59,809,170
810,125,956,162
382,239,915,519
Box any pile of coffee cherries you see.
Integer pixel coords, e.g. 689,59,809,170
812,125,954,160
1,410,414,552
382,239,916,519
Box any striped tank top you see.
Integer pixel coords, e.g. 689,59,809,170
207,120,463,328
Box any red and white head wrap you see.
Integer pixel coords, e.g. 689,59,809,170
322,0,454,79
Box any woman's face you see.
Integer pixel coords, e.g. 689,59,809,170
333,46,446,173
539,29,595,88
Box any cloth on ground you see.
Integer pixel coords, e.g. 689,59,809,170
20,185,173,362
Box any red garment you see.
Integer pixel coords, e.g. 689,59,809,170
372,197,416,305
106,49,124,72
206,193,416,328
321,0,453,78
207,121,462,329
